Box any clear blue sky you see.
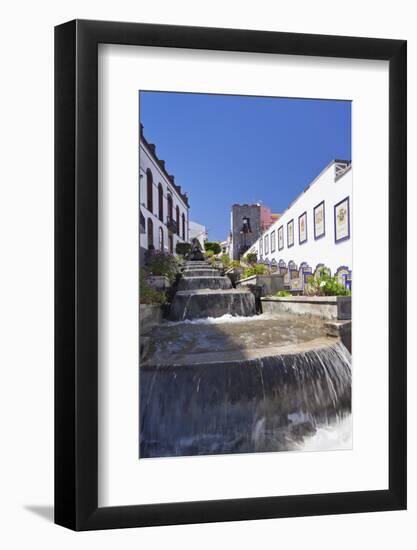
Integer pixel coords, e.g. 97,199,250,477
140,92,351,242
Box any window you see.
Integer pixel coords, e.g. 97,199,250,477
167,193,173,222
241,216,251,233
176,206,180,236
182,213,186,240
158,183,163,221
264,234,269,254
139,211,145,234
168,234,173,254
259,237,263,257
159,227,164,251
146,169,153,213
147,218,154,249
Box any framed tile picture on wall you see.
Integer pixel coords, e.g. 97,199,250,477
264,233,269,254
287,219,294,247
278,225,284,250
334,197,350,242
299,211,307,244
314,200,325,239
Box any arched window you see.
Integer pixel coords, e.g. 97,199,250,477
146,170,153,213
182,213,185,240
147,218,154,249
168,234,173,254
158,183,163,221
159,227,164,251
176,206,180,236
167,193,173,223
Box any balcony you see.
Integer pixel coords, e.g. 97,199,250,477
166,216,178,234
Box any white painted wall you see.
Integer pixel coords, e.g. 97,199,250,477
139,140,189,253
246,161,352,275
189,220,208,248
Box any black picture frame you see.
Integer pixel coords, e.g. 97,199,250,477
298,211,308,244
314,200,326,240
278,225,284,251
334,196,351,243
287,219,294,248
264,233,269,254
55,19,407,531
271,229,276,253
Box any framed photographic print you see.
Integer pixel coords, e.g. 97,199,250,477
314,200,325,239
299,211,308,244
55,19,406,531
334,197,350,243
278,225,284,250
287,219,294,247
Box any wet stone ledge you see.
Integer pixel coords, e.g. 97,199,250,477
261,295,351,321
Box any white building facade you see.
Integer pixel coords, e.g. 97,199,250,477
189,221,208,249
139,125,190,259
245,160,352,283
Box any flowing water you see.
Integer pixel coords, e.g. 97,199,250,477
140,261,352,458
297,415,352,452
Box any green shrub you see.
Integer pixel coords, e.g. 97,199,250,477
204,241,221,255
305,268,351,296
175,242,192,256
145,250,178,283
205,249,214,258
230,260,241,269
314,265,331,279
219,254,231,268
242,263,268,279
275,290,292,297
246,252,258,265
140,270,167,305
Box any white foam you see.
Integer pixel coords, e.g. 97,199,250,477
298,415,353,452
162,312,279,326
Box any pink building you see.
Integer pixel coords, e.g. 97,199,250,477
260,205,281,232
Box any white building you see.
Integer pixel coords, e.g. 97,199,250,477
189,221,208,249
244,160,352,281
139,125,190,259
220,233,232,256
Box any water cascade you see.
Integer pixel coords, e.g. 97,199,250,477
140,259,352,458
169,260,256,321
140,337,351,457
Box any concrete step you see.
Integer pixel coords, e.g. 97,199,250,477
182,269,220,277
169,288,256,320
177,276,232,291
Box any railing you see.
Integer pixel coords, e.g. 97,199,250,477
166,216,178,234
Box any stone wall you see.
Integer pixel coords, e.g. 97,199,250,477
237,273,284,296
261,295,351,320
140,304,163,334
